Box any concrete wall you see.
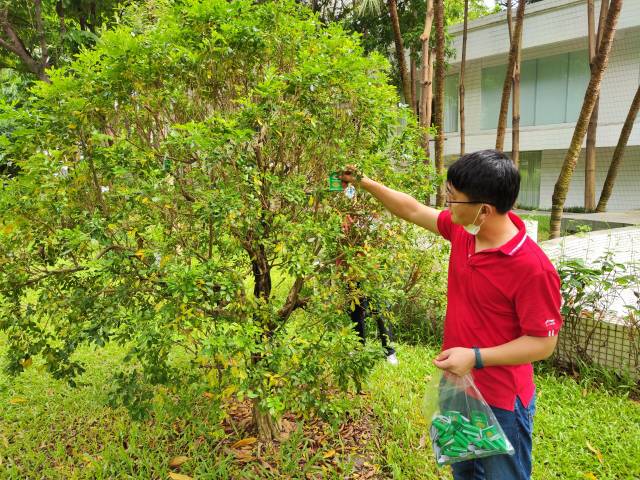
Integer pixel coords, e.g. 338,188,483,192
437,0,640,211
448,0,640,63
538,146,640,211
442,29,640,155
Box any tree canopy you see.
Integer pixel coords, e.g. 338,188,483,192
0,0,435,433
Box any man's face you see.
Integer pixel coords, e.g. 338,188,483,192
445,183,485,225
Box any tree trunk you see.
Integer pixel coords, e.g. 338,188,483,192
56,1,67,38
511,3,523,168
496,0,525,151
459,0,468,157
549,0,621,239
0,9,50,82
434,0,445,207
506,0,513,44
387,0,412,106
251,246,271,301
253,399,281,442
410,54,418,116
596,84,640,212
33,0,48,68
585,0,609,211
420,0,434,162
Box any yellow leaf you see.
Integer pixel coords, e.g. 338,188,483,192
323,449,336,459
135,249,145,259
168,474,193,480
231,437,257,449
169,455,189,468
20,358,32,368
68,124,76,129
308,195,314,207
81,453,95,463
586,441,603,463
583,473,597,480
9,396,27,405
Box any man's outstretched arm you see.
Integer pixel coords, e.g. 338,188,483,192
346,174,442,235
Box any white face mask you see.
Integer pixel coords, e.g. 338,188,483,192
463,206,485,236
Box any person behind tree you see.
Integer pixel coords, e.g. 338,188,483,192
338,212,398,365
340,149,562,480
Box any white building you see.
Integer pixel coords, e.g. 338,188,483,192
441,0,640,211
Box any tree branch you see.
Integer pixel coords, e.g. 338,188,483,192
0,8,49,82
33,0,49,68
277,276,305,321
20,245,129,286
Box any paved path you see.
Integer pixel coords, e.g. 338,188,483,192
516,209,640,226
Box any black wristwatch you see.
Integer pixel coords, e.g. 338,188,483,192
472,346,484,369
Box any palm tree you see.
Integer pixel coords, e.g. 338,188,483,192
434,0,446,207
549,0,622,239
420,0,434,160
495,0,525,152
506,0,523,168
595,84,640,212
459,0,468,156
585,0,610,211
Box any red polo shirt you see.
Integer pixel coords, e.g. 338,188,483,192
437,210,562,411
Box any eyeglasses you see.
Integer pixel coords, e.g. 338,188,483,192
445,199,496,207
445,200,484,205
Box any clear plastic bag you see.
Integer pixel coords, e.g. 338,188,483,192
422,370,515,466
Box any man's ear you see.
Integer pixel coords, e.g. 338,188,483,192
481,204,495,216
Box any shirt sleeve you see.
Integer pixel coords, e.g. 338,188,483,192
437,209,453,241
515,269,563,337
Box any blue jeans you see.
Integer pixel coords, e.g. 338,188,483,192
451,394,536,480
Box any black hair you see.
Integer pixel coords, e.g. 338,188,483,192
446,149,520,214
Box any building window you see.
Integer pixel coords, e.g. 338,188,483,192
481,51,589,130
517,151,542,209
444,74,459,133
481,64,510,130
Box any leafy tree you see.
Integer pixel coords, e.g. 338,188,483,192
340,0,491,103
0,0,434,440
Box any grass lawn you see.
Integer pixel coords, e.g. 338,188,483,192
520,213,551,242
1,341,639,479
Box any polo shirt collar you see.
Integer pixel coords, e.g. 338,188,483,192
498,211,528,256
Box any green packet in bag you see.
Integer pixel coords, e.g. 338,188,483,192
422,370,515,467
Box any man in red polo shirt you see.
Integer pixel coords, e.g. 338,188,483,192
341,150,562,480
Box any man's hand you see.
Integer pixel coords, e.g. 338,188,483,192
433,347,476,376
337,165,442,235
338,164,362,188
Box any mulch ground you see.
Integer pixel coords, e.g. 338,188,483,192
208,394,388,479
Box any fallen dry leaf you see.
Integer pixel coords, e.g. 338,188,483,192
323,449,336,459
586,441,603,463
9,397,27,405
169,456,189,468
231,437,257,449
168,473,193,480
